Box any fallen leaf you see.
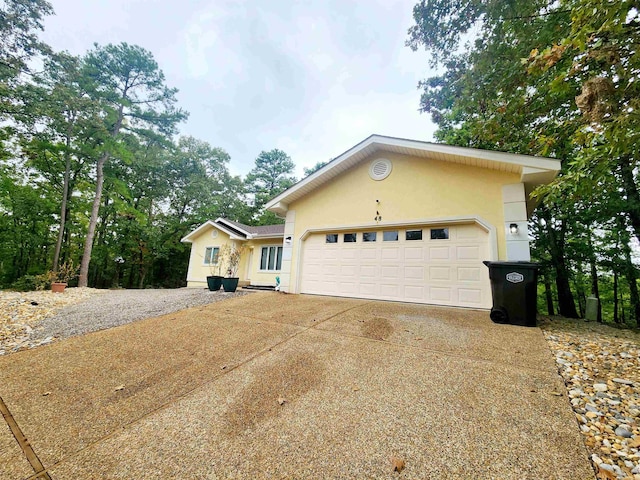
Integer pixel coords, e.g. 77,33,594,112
596,465,617,480
41,391,51,396
277,397,287,406
352,386,360,392
415,337,423,341
391,457,405,473
115,385,125,391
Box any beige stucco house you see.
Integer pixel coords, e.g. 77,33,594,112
182,134,561,309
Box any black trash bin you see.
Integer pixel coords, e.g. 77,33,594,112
483,261,539,327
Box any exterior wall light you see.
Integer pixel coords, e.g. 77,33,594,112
509,223,519,234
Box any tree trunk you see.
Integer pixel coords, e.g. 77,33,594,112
623,242,640,327
587,233,602,322
78,102,125,287
540,206,579,318
78,154,107,287
543,272,555,316
53,129,73,271
613,270,619,324
618,155,640,245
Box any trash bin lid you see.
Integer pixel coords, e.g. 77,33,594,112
482,261,540,269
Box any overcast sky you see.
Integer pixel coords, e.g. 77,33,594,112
41,0,437,178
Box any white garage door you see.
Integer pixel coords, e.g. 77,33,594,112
300,224,491,308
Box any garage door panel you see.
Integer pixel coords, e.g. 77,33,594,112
456,245,481,260
404,247,423,261
300,226,491,309
322,264,339,276
381,248,399,260
381,265,400,279
428,246,451,260
341,249,358,261
458,267,481,282
404,285,425,300
431,287,452,302
340,265,357,276
404,266,424,280
361,249,378,260
359,283,378,295
458,288,482,305
323,249,339,261
429,266,451,281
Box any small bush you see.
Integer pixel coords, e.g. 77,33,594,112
9,274,50,292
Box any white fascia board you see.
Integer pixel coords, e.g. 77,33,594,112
247,234,285,240
180,220,245,243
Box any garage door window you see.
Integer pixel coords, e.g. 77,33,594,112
326,234,338,243
406,229,423,241
260,246,283,271
344,233,357,242
363,232,377,242
431,228,449,240
383,230,398,241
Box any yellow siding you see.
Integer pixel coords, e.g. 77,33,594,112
287,152,520,291
185,225,246,288
245,238,284,286
185,224,283,288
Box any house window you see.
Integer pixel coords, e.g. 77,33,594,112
406,229,423,241
344,233,357,242
260,246,283,271
326,234,338,243
363,232,377,242
383,230,398,241
431,228,449,240
204,246,219,265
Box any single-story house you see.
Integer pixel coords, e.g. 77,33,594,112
182,134,561,309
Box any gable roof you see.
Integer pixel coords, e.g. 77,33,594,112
180,218,284,243
265,134,562,217
216,218,284,238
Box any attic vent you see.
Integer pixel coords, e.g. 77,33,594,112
369,158,392,181
211,230,218,239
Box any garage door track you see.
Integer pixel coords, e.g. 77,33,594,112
0,292,594,479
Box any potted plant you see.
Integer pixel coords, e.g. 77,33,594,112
49,260,79,293
220,244,245,293
206,250,223,292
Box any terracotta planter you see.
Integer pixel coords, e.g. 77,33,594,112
206,276,223,291
51,282,67,293
221,277,239,293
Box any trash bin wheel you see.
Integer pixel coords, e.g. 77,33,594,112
490,307,509,324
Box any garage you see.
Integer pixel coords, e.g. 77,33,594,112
300,223,492,308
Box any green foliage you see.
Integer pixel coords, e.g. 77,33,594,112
408,0,640,326
0,12,297,291
303,160,330,177
9,273,49,291
245,149,296,224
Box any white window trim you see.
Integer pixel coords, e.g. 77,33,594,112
203,245,221,266
258,245,283,272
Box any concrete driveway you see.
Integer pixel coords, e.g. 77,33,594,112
0,293,594,479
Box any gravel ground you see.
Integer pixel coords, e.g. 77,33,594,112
540,316,640,480
0,288,248,354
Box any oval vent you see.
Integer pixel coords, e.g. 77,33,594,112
211,230,218,239
369,158,392,181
